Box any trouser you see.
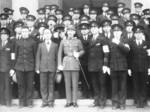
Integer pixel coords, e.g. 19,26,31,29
132,71,148,105
63,71,79,103
90,71,106,106
40,72,55,104
80,65,93,97
0,72,11,105
111,71,127,107
16,70,34,106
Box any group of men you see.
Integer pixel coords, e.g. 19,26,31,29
0,1,150,110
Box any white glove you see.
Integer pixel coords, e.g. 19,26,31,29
53,32,59,38
56,73,62,83
73,51,79,59
128,69,132,76
58,65,63,71
112,38,120,45
10,69,15,77
12,72,17,83
36,70,40,74
102,66,107,74
107,67,110,75
148,69,150,76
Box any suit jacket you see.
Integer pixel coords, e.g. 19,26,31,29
36,41,58,72
108,37,129,71
88,34,108,72
129,39,150,72
0,40,14,72
15,38,37,71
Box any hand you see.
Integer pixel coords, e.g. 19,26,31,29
112,38,120,45
10,69,15,77
53,32,59,38
55,73,62,83
107,67,110,75
128,69,132,76
73,51,79,59
12,73,17,83
102,66,107,74
36,70,40,74
58,65,63,71
148,69,150,76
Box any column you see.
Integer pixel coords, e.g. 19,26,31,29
12,0,38,20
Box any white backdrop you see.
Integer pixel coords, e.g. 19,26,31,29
12,0,38,20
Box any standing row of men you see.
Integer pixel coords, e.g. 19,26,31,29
0,1,150,110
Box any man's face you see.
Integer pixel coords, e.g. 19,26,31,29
0,20,7,26
1,33,9,41
26,20,35,28
45,9,50,14
73,14,80,20
83,9,90,14
48,20,56,29
81,29,89,35
50,9,56,15
67,29,76,37
91,27,99,35
135,7,142,13
89,14,97,20
102,7,109,12
56,14,63,20
39,27,45,35
113,30,122,39
111,20,119,25
134,32,143,40
43,29,52,40
38,14,45,19
118,7,123,13
126,26,133,32
103,25,111,33
8,15,13,20
21,13,27,19
15,27,22,34
69,11,73,16
21,28,29,38
63,20,71,27
123,13,130,20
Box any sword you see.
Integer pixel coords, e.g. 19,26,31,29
76,58,90,89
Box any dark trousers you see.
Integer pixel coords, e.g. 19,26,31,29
0,72,11,105
80,65,93,97
132,71,148,105
40,72,55,104
111,71,127,107
16,70,34,106
63,71,79,103
90,71,106,106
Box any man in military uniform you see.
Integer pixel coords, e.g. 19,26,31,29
78,23,93,98
68,7,74,18
44,5,51,19
108,24,130,110
47,15,57,32
35,8,46,29
129,26,150,108
105,9,115,20
110,14,120,25
88,21,109,108
134,2,144,17
15,26,37,108
117,2,125,18
26,15,39,41
82,4,90,16
89,9,98,21
130,14,142,26
58,25,85,107
62,15,72,34
0,28,15,106
97,2,110,23
3,8,16,32
50,4,59,15
55,9,64,25
80,15,90,24
18,7,29,25
0,13,9,28
72,8,81,27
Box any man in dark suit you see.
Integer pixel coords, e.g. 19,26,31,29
129,26,150,108
108,24,130,110
0,28,15,106
36,28,58,108
88,21,109,108
15,26,37,108
79,23,93,98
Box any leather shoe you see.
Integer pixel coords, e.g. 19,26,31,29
41,104,47,108
112,106,117,110
120,106,125,110
48,103,54,108
72,103,78,108
28,104,33,108
88,103,99,107
64,103,72,108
